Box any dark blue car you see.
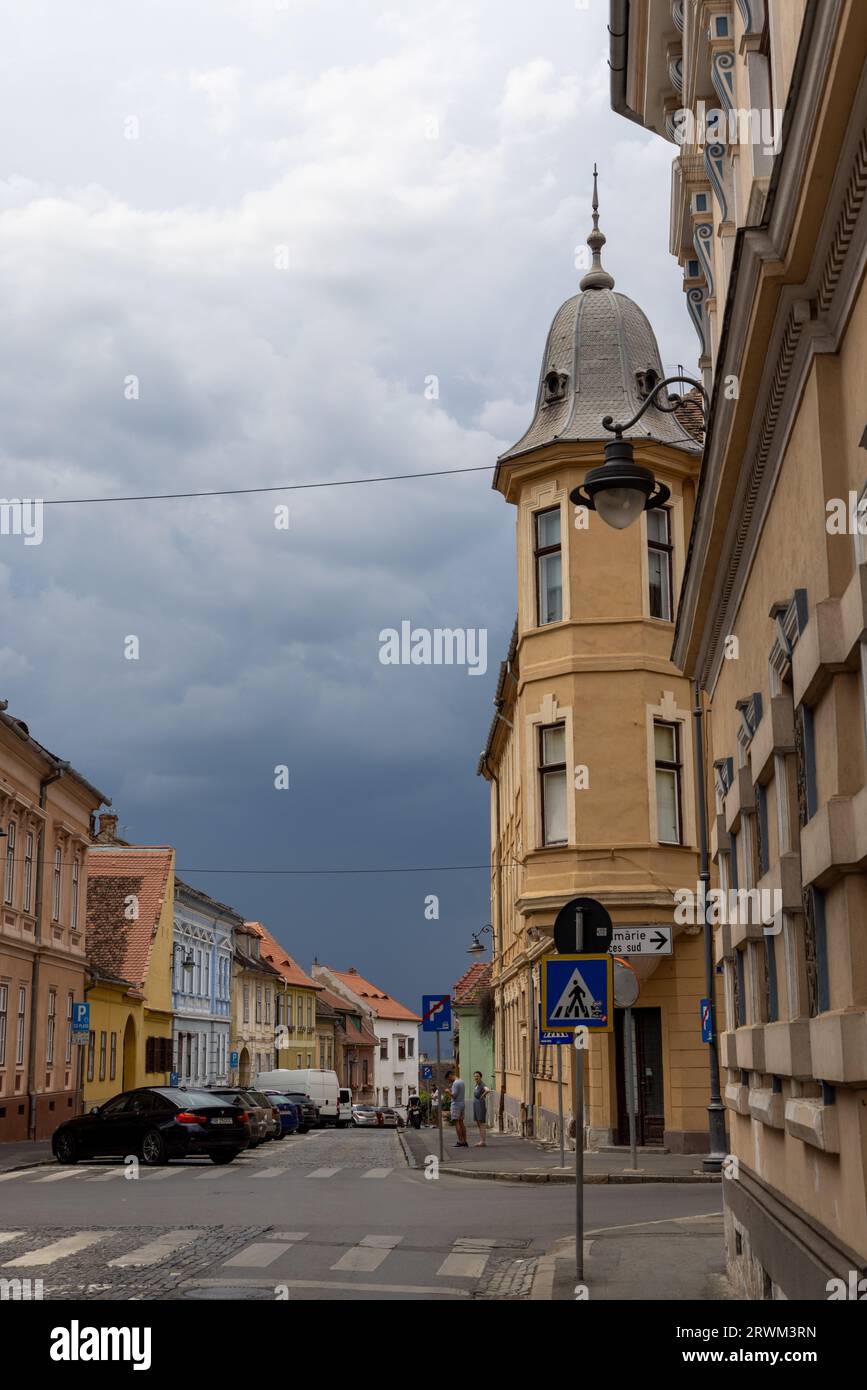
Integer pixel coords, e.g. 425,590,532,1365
265,1092,300,1136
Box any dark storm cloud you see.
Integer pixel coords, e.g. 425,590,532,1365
0,0,697,1006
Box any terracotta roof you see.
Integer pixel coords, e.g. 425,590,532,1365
453,961,492,1005
328,968,421,1022
245,922,322,991
672,387,705,444
86,847,173,991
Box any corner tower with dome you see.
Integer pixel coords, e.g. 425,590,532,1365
478,172,716,1153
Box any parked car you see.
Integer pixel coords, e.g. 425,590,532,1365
51,1087,250,1166
206,1087,269,1146
263,1092,300,1137
256,1069,340,1125
242,1087,282,1141
351,1104,399,1128
277,1092,319,1133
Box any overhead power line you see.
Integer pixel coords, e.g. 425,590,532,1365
39,463,497,507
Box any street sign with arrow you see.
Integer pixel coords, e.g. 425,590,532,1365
610,926,673,956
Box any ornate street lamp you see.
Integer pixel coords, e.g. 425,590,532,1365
467,923,493,956
569,373,708,530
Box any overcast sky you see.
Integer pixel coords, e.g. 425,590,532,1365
0,0,697,1013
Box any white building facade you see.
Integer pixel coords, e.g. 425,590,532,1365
172,880,243,1088
311,965,421,1107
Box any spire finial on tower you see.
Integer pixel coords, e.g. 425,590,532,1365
580,163,615,291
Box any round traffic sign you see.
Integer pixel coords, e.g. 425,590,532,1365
553,896,613,955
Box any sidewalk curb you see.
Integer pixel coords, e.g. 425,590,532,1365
435,1166,720,1184
398,1133,719,1183
0,1158,55,1175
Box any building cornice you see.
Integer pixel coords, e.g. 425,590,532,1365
674,0,867,682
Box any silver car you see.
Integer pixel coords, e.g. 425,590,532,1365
351,1104,398,1128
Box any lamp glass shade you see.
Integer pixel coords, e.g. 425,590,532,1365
593,485,646,530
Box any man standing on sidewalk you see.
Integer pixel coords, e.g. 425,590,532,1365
445,1070,468,1148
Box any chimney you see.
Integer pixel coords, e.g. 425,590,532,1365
96,812,119,843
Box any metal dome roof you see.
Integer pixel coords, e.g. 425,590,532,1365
500,169,701,463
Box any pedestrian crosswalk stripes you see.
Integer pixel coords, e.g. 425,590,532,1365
331,1234,402,1273
2,1231,108,1268
107,1231,203,1269
436,1250,489,1278
0,1228,516,1288
223,1241,293,1268
0,1161,402,1184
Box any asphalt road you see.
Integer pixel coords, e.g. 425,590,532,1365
0,1129,723,1301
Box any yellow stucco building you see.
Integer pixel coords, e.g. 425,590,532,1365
479,183,721,1152
612,0,867,1296
83,824,176,1107
245,921,322,1072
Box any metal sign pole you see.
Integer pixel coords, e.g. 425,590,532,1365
624,1005,638,1171
575,1029,585,1284
556,1045,565,1169
436,1030,444,1164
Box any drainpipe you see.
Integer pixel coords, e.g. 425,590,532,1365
484,756,506,1133
27,762,68,1141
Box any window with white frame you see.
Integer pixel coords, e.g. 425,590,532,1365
654,721,682,844
0,984,7,1067
23,832,33,913
16,986,26,1065
46,989,57,1065
534,507,563,625
4,822,15,905
65,992,73,1065
71,857,80,931
647,508,673,620
539,723,568,846
52,847,62,921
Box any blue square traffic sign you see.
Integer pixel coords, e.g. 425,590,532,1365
421,995,452,1032
541,954,612,1032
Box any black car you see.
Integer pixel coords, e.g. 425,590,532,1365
51,1087,251,1166
279,1092,319,1133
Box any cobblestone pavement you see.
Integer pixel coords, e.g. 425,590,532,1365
0,1130,550,1300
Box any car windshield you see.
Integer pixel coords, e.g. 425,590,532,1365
209,1090,254,1106
168,1091,234,1108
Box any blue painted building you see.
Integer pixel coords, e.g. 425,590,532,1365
172,879,243,1087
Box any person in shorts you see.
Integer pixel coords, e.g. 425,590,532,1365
446,1070,467,1147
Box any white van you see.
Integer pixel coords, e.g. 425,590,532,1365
256,1068,340,1125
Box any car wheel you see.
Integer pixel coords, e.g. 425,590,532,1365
298,1126,308,1134
140,1129,167,1166
210,1150,239,1165
273,1130,285,1140
54,1131,78,1164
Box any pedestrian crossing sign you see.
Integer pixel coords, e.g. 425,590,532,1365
541,953,613,1032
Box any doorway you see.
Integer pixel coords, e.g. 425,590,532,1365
615,1007,664,1146
121,1016,137,1091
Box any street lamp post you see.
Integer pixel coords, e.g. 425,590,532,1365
571,373,727,1168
